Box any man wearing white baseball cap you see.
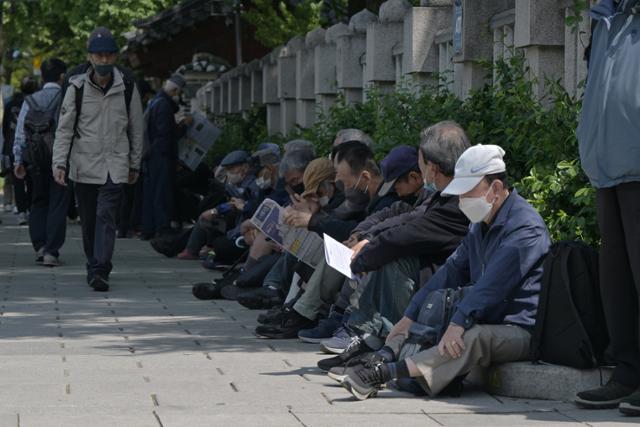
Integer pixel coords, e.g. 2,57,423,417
341,144,552,400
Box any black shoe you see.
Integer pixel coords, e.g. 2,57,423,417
257,305,288,325
254,310,315,339
140,233,154,241
192,282,225,300
342,363,388,400
89,275,109,292
620,388,640,416
237,287,283,310
317,338,371,371
575,380,636,409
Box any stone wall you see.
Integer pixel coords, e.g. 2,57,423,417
194,0,594,135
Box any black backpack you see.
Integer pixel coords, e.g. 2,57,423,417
23,91,62,172
530,241,609,369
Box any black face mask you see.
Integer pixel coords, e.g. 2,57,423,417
291,183,305,195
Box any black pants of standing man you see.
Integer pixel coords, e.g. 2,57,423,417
29,169,70,258
75,175,123,285
596,182,640,389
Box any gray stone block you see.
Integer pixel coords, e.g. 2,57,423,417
421,0,453,5
456,0,513,62
325,23,350,44
262,63,279,104
403,6,453,76
267,104,281,135
280,99,297,135
277,55,297,99
515,0,565,48
296,48,315,100
525,45,564,99
296,99,316,128
365,20,404,83
305,27,326,48
315,44,338,95
239,75,252,111
379,0,412,23
472,362,613,402
336,34,366,89
349,8,378,34
250,68,263,105
227,78,239,113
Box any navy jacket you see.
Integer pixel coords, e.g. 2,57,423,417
404,189,551,332
146,90,185,159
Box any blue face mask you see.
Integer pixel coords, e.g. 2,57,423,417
423,179,437,193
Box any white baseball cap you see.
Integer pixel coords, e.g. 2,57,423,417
442,144,506,196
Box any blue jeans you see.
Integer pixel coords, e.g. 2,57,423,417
29,170,70,257
75,176,123,279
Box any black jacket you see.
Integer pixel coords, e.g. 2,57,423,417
350,191,469,275
147,90,185,159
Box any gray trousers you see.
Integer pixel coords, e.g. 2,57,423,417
294,258,346,320
347,257,420,337
406,324,531,397
75,176,123,278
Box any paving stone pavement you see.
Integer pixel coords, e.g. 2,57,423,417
0,211,634,426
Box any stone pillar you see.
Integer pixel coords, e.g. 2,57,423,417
453,0,513,99
515,0,565,99
262,48,282,135
238,65,252,112
364,0,411,97
227,70,240,113
248,59,263,105
296,29,324,128
212,82,222,115
219,75,229,114
278,37,303,135
315,23,349,114
402,2,453,88
337,9,377,105
559,0,590,98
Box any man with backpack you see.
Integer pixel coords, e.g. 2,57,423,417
52,28,144,292
13,59,69,267
575,0,640,415
337,144,551,400
3,76,38,225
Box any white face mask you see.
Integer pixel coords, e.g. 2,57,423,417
458,185,494,223
318,195,330,207
255,177,271,190
227,172,244,185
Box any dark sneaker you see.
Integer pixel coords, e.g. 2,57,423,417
237,287,283,310
320,325,359,354
257,305,289,325
192,282,225,300
317,337,369,371
220,285,244,301
35,248,45,264
254,310,315,339
89,275,109,292
575,381,635,409
342,363,388,400
620,388,640,416
298,316,342,344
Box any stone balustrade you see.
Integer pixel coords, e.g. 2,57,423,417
194,0,592,135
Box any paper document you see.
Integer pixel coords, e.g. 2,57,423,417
250,199,324,268
178,111,221,170
323,233,356,280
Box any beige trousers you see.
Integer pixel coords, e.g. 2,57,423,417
406,324,531,396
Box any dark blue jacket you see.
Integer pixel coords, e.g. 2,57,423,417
146,90,185,159
404,189,551,332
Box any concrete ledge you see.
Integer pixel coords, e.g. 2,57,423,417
470,362,613,402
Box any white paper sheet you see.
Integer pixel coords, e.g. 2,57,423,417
323,233,355,280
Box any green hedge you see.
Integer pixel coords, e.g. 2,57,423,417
210,54,598,246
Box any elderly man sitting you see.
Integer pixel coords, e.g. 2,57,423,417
338,144,551,400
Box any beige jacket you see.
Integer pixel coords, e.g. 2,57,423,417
52,67,144,184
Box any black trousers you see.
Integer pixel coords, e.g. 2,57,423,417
13,172,31,214
596,182,640,388
29,170,70,257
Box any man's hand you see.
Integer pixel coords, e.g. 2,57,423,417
283,207,312,228
386,316,414,344
200,208,217,221
14,164,26,180
343,234,359,248
229,197,246,212
438,324,466,359
53,168,67,187
181,114,194,127
128,170,139,184
350,239,370,261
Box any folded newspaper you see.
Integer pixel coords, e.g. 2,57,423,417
178,111,221,171
250,199,325,268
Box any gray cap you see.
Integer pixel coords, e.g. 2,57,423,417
168,73,187,89
220,150,250,167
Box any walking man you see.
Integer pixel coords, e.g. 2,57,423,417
52,28,144,292
13,60,69,266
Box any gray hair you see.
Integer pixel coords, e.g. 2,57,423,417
279,148,316,177
163,79,180,94
333,128,373,148
419,121,471,177
284,139,315,156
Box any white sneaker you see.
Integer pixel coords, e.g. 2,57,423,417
43,254,61,267
3,204,12,213
16,212,28,226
